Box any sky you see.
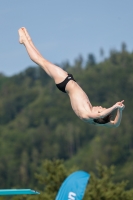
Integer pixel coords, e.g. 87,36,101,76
0,0,133,76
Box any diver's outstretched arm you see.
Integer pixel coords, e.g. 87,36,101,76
111,106,124,127
89,105,116,119
89,100,125,120
98,101,124,119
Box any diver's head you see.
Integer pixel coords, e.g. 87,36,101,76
93,114,111,124
92,106,111,124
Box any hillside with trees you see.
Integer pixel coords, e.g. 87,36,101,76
0,45,133,197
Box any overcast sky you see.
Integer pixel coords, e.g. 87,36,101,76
0,0,133,76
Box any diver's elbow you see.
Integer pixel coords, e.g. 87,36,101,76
114,124,119,128
112,121,120,128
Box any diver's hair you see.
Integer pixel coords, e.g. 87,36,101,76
93,114,111,124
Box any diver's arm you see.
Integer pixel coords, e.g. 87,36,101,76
105,104,125,127
110,107,124,127
96,101,125,119
89,105,117,119
98,105,117,118
89,101,124,119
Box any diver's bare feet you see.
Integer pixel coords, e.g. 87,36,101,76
20,27,42,56
18,28,28,44
21,27,32,41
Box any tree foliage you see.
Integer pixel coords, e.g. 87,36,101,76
9,160,133,200
0,47,133,190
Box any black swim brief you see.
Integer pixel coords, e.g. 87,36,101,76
56,73,76,93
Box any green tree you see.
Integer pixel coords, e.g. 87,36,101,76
11,160,133,200
84,162,133,200
86,53,96,67
21,159,71,200
1,50,133,189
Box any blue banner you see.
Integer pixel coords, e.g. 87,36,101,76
55,171,90,200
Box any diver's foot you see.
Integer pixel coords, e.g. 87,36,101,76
21,27,32,41
18,28,27,44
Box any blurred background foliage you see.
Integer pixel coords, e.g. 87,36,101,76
0,45,133,199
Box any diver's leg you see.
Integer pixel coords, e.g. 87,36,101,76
22,27,42,57
18,28,68,84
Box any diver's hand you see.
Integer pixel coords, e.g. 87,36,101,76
119,104,125,111
114,100,125,110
